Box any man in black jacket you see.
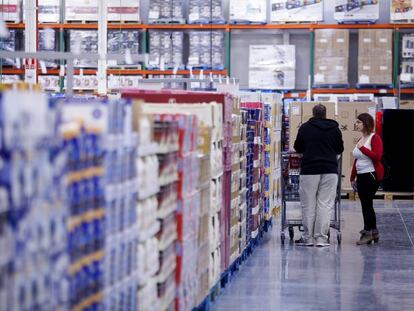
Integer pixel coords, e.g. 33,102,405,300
294,104,344,247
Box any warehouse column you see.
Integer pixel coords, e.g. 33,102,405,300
24,0,38,84
98,0,108,95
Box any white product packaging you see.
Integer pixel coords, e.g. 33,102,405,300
334,0,379,23
229,0,267,23
391,0,414,22
23,0,60,23
108,0,140,22
39,75,60,92
271,0,323,22
65,0,98,22
249,45,296,90
0,0,21,23
402,34,414,58
108,75,142,90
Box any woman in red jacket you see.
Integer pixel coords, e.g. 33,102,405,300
351,113,384,245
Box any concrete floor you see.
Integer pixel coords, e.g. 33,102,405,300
212,200,414,311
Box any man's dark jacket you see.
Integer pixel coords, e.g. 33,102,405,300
294,117,344,175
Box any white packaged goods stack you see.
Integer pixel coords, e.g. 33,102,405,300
69,30,98,68
229,0,267,23
107,30,140,68
0,75,20,83
229,100,242,265
391,0,414,22
139,102,222,309
108,75,142,91
401,34,414,85
134,112,162,311
23,0,60,23
239,110,248,254
62,99,139,311
0,0,21,23
262,93,282,217
271,0,323,23
334,0,379,23
108,0,140,23
0,90,69,310
314,29,350,87
148,0,185,24
188,0,225,24
148,30,184,70
39,75,60,92
188,31,225,70
65,0,98,22
249,45,296,90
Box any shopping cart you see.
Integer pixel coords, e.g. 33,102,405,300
280,152,342,245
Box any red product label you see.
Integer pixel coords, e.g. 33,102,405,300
108,7,139,14
0,5,17,13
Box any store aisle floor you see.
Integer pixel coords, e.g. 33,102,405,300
212,200,414,311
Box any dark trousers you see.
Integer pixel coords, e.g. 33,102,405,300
357,173,380,231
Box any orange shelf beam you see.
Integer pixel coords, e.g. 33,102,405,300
399,89,414,94
6,23,25,29
0,68,24,74
312,88,395,94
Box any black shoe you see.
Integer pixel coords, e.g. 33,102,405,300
295,237,314,246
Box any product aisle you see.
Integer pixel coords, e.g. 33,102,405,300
212,200,414,311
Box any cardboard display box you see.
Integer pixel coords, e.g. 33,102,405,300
334,0,379,23
400,100,414,109
271,0,323,22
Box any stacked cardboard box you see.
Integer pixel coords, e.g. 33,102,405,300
288,101,336,151
238,110,248,254
23,0,60,23
400,34,414,85
400,100,414,109
271,0,323,23
337,102,376,189
148,0,185,24
188,0,224,24
69,30,98,68
334,0,379,23
314,29,349,87
358,30,393,86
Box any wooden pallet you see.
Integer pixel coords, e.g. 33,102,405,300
342,190,414,201
64,20,97,24
271,21,320,24
391,20,414,24
108,20,141,24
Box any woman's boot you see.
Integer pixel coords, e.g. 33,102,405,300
356,230,374,245
372,229,379,243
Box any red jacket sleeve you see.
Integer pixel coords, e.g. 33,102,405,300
350,159,357,182
359,134,383,162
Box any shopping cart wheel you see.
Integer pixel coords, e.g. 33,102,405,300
281,232,286,244
337,232,342,245
288,227,294,240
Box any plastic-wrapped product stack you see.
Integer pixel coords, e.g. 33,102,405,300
38,29,58,68
188,0,225,24
65,0,98,22
69,30,99,68
0,90,70,310
107,30,140,68
148,30,184,70
238,110,249,253
108,0,140,23
62,99,139,311
188,31,225,70
135,113,161,311
0,30,19,67
148,0,185,24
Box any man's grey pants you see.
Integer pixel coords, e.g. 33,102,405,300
299,174,338,242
